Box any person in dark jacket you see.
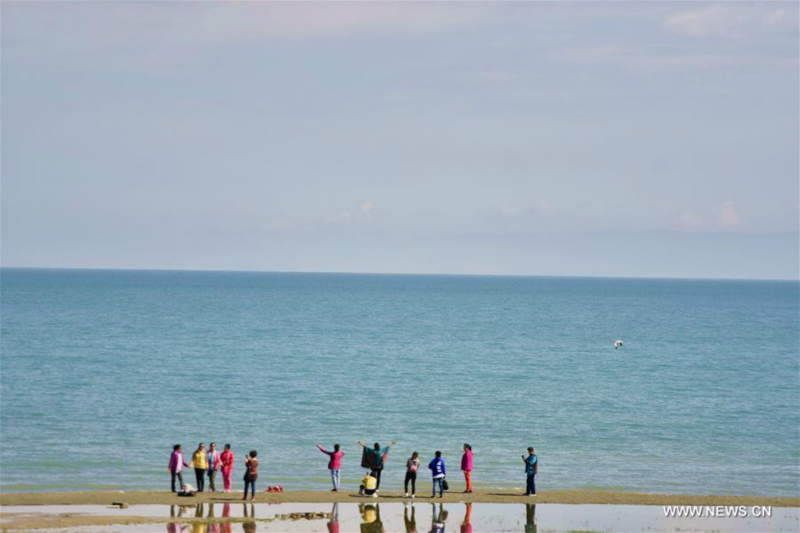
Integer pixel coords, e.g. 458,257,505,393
358,440,397,492
522,447,538,496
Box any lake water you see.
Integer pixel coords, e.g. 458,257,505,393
0,269,797,495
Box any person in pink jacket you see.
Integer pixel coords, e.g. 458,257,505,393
317,443,344,491
461,443,473,493
219,443,235,493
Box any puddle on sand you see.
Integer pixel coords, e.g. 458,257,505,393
1,502,798,532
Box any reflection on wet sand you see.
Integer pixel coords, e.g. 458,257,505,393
220,503,231,533
164,501,527,533
207,504,219,533
157,500,536,533
460,503,472,533
167,505,192,533
359,503,383,533
328,502,339,533
242,503,256,533
429,503,448,533
9,501,796,533
404,503,417,533
166,503,253,533
525,503,537,533
191,503,206,533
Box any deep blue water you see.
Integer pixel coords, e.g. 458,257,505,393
0,268,797,495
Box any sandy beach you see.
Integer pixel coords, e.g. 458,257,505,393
2,488,797,507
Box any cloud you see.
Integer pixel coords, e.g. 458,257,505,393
672,212,705,232
716,202,740,230
672,202,740,232
2,2,494,72
559,44,746,70
167,2,492,45
500,200,551,217
664,5,792,38
526,199,552,215
324,212,353,225
481,71,515,85
265,220,294,231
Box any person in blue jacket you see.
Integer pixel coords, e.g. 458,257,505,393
428,451,446,498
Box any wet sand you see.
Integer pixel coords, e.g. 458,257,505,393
1,488,797,507
2,499,800,532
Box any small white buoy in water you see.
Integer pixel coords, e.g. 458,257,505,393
614,340,624,349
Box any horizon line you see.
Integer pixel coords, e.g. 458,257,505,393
0,265,797,283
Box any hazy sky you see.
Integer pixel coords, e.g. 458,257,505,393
2,1,798,279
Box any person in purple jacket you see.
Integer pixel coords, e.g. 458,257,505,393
428,451,446,498
168,444,190,493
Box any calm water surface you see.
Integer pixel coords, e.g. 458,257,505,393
1,269,797,495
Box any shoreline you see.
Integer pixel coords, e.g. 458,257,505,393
2,489,798,507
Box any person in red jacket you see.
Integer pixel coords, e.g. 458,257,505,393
219,444,235,493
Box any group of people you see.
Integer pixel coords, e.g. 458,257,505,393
325,441,537,498
168,443,260,500
170,441,539,498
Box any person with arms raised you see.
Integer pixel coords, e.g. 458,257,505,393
317,443,345,492
357,440,397,492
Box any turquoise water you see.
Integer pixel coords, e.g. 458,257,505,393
1,268,797,496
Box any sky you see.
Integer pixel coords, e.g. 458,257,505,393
1,1,798,280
